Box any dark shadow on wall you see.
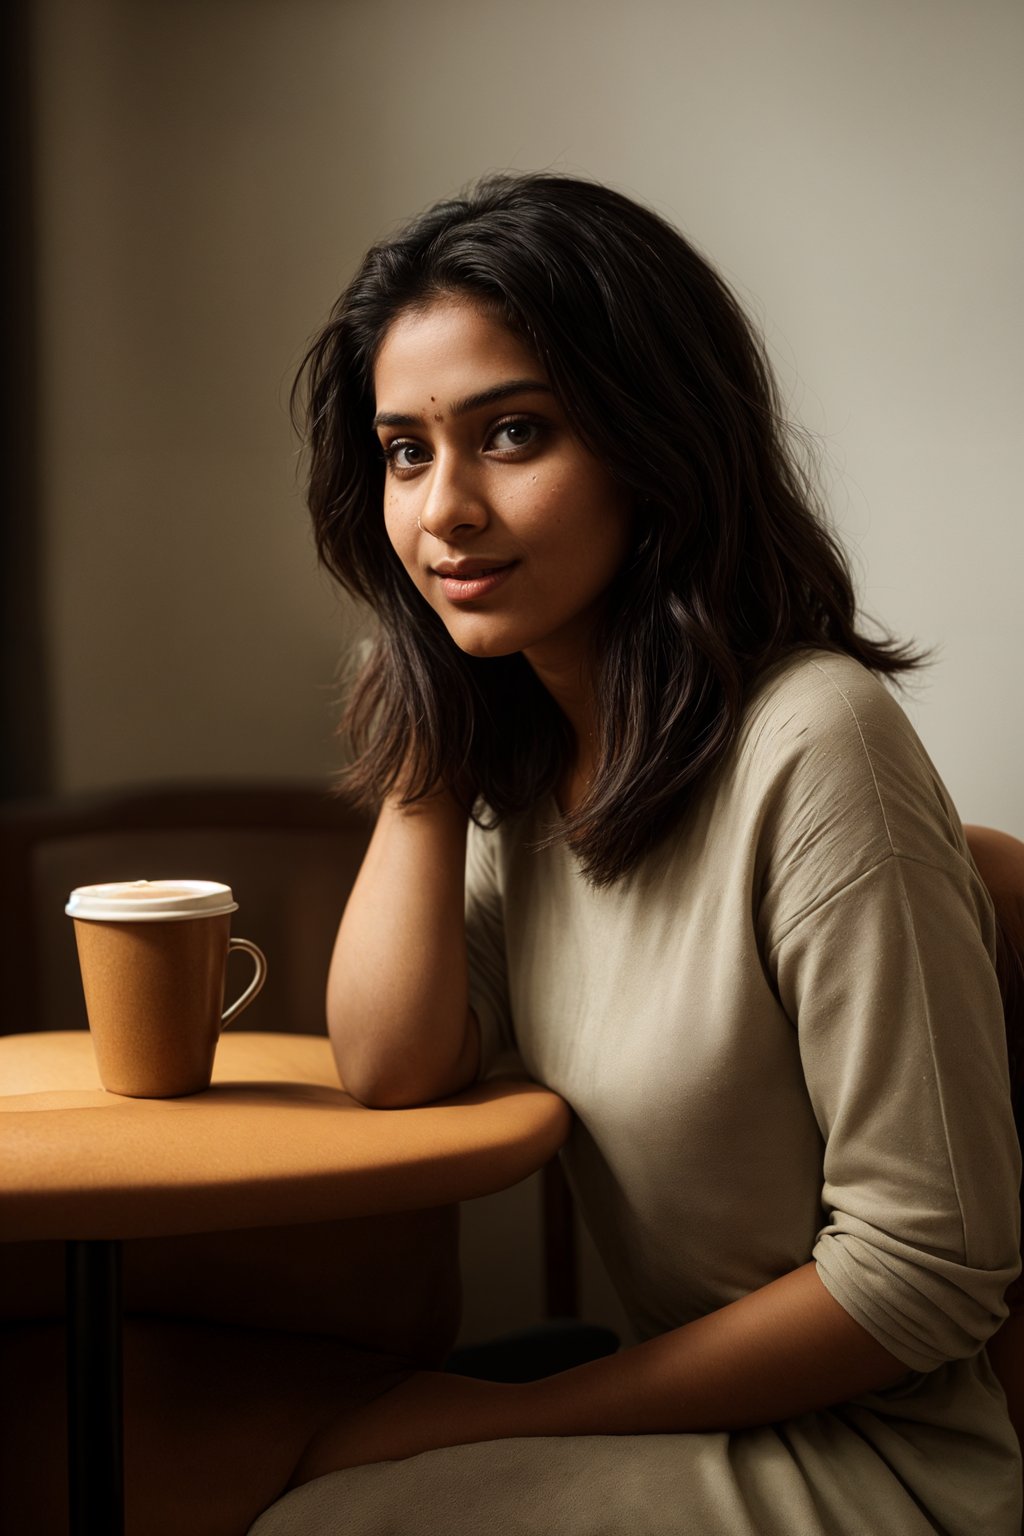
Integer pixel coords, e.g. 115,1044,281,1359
2,0,51,799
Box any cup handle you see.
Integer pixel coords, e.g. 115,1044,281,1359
221,937,268,1029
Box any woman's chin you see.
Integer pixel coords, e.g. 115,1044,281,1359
444,625,523,660
455,639,522,660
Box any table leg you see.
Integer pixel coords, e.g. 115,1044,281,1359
66,1238,124,1536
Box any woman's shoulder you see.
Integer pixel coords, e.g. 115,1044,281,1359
713,650,985,953
740,649,930,790
742,648,911,752
730,648,967,874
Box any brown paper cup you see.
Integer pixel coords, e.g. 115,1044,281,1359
66,880,267,1097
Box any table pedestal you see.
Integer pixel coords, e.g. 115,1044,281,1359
67,1239,124,1536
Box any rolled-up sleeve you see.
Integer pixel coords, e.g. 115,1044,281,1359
771,850,1021,1373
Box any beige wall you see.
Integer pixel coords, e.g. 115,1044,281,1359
30,0,1023,1337
33,0,1024,826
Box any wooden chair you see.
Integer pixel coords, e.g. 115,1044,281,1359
963,825,1024,1450
0,782,371,1043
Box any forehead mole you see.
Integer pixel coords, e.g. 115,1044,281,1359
433,412,444,422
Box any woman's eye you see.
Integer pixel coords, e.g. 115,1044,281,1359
489,418,542,453
382,440,430,472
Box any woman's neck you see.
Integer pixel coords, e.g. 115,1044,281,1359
524,652,600,818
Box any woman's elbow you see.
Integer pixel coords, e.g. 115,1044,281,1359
326,1021,480,1109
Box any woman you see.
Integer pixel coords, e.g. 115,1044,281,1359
254,174,1021,1534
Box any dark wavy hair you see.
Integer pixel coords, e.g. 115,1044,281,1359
294,172,922,884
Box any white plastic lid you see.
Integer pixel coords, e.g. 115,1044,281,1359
65,879,239,922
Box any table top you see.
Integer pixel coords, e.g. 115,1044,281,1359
0,1032,571,1243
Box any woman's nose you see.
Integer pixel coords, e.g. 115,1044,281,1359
416,456,489,542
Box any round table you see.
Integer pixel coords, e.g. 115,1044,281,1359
0,1031,570,1535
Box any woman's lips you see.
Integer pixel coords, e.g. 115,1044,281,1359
433,562,518,602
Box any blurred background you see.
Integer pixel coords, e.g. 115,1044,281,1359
4,0,1022,1340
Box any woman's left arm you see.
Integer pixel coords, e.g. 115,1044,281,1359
293,689,1021,1483
294,856,1017,1481
292,1262,905,1478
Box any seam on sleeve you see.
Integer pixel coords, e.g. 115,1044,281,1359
776,851,973,1263
767,850,959,956
887,853,971,1261
806,659,897,858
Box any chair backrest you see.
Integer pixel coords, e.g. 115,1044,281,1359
964,826,1024,1143
963,825,1024,1460
0,782,372,1038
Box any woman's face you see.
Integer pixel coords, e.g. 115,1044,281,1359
372,295,633,686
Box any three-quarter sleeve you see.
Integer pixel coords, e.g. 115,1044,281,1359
465,818,515,1078
760,665,1021,1373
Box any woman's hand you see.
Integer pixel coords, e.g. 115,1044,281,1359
289,1369,530,1485
288,1263,910,1492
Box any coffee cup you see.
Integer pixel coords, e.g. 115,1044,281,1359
65,879,268,1097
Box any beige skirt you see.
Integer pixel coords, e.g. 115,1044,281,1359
249,1358,1020,1536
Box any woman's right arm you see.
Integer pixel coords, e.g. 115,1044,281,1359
326,789,481,1107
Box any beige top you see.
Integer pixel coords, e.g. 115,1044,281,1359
464,649,1023,1532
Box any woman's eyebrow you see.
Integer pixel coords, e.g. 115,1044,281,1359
372,378,552,430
